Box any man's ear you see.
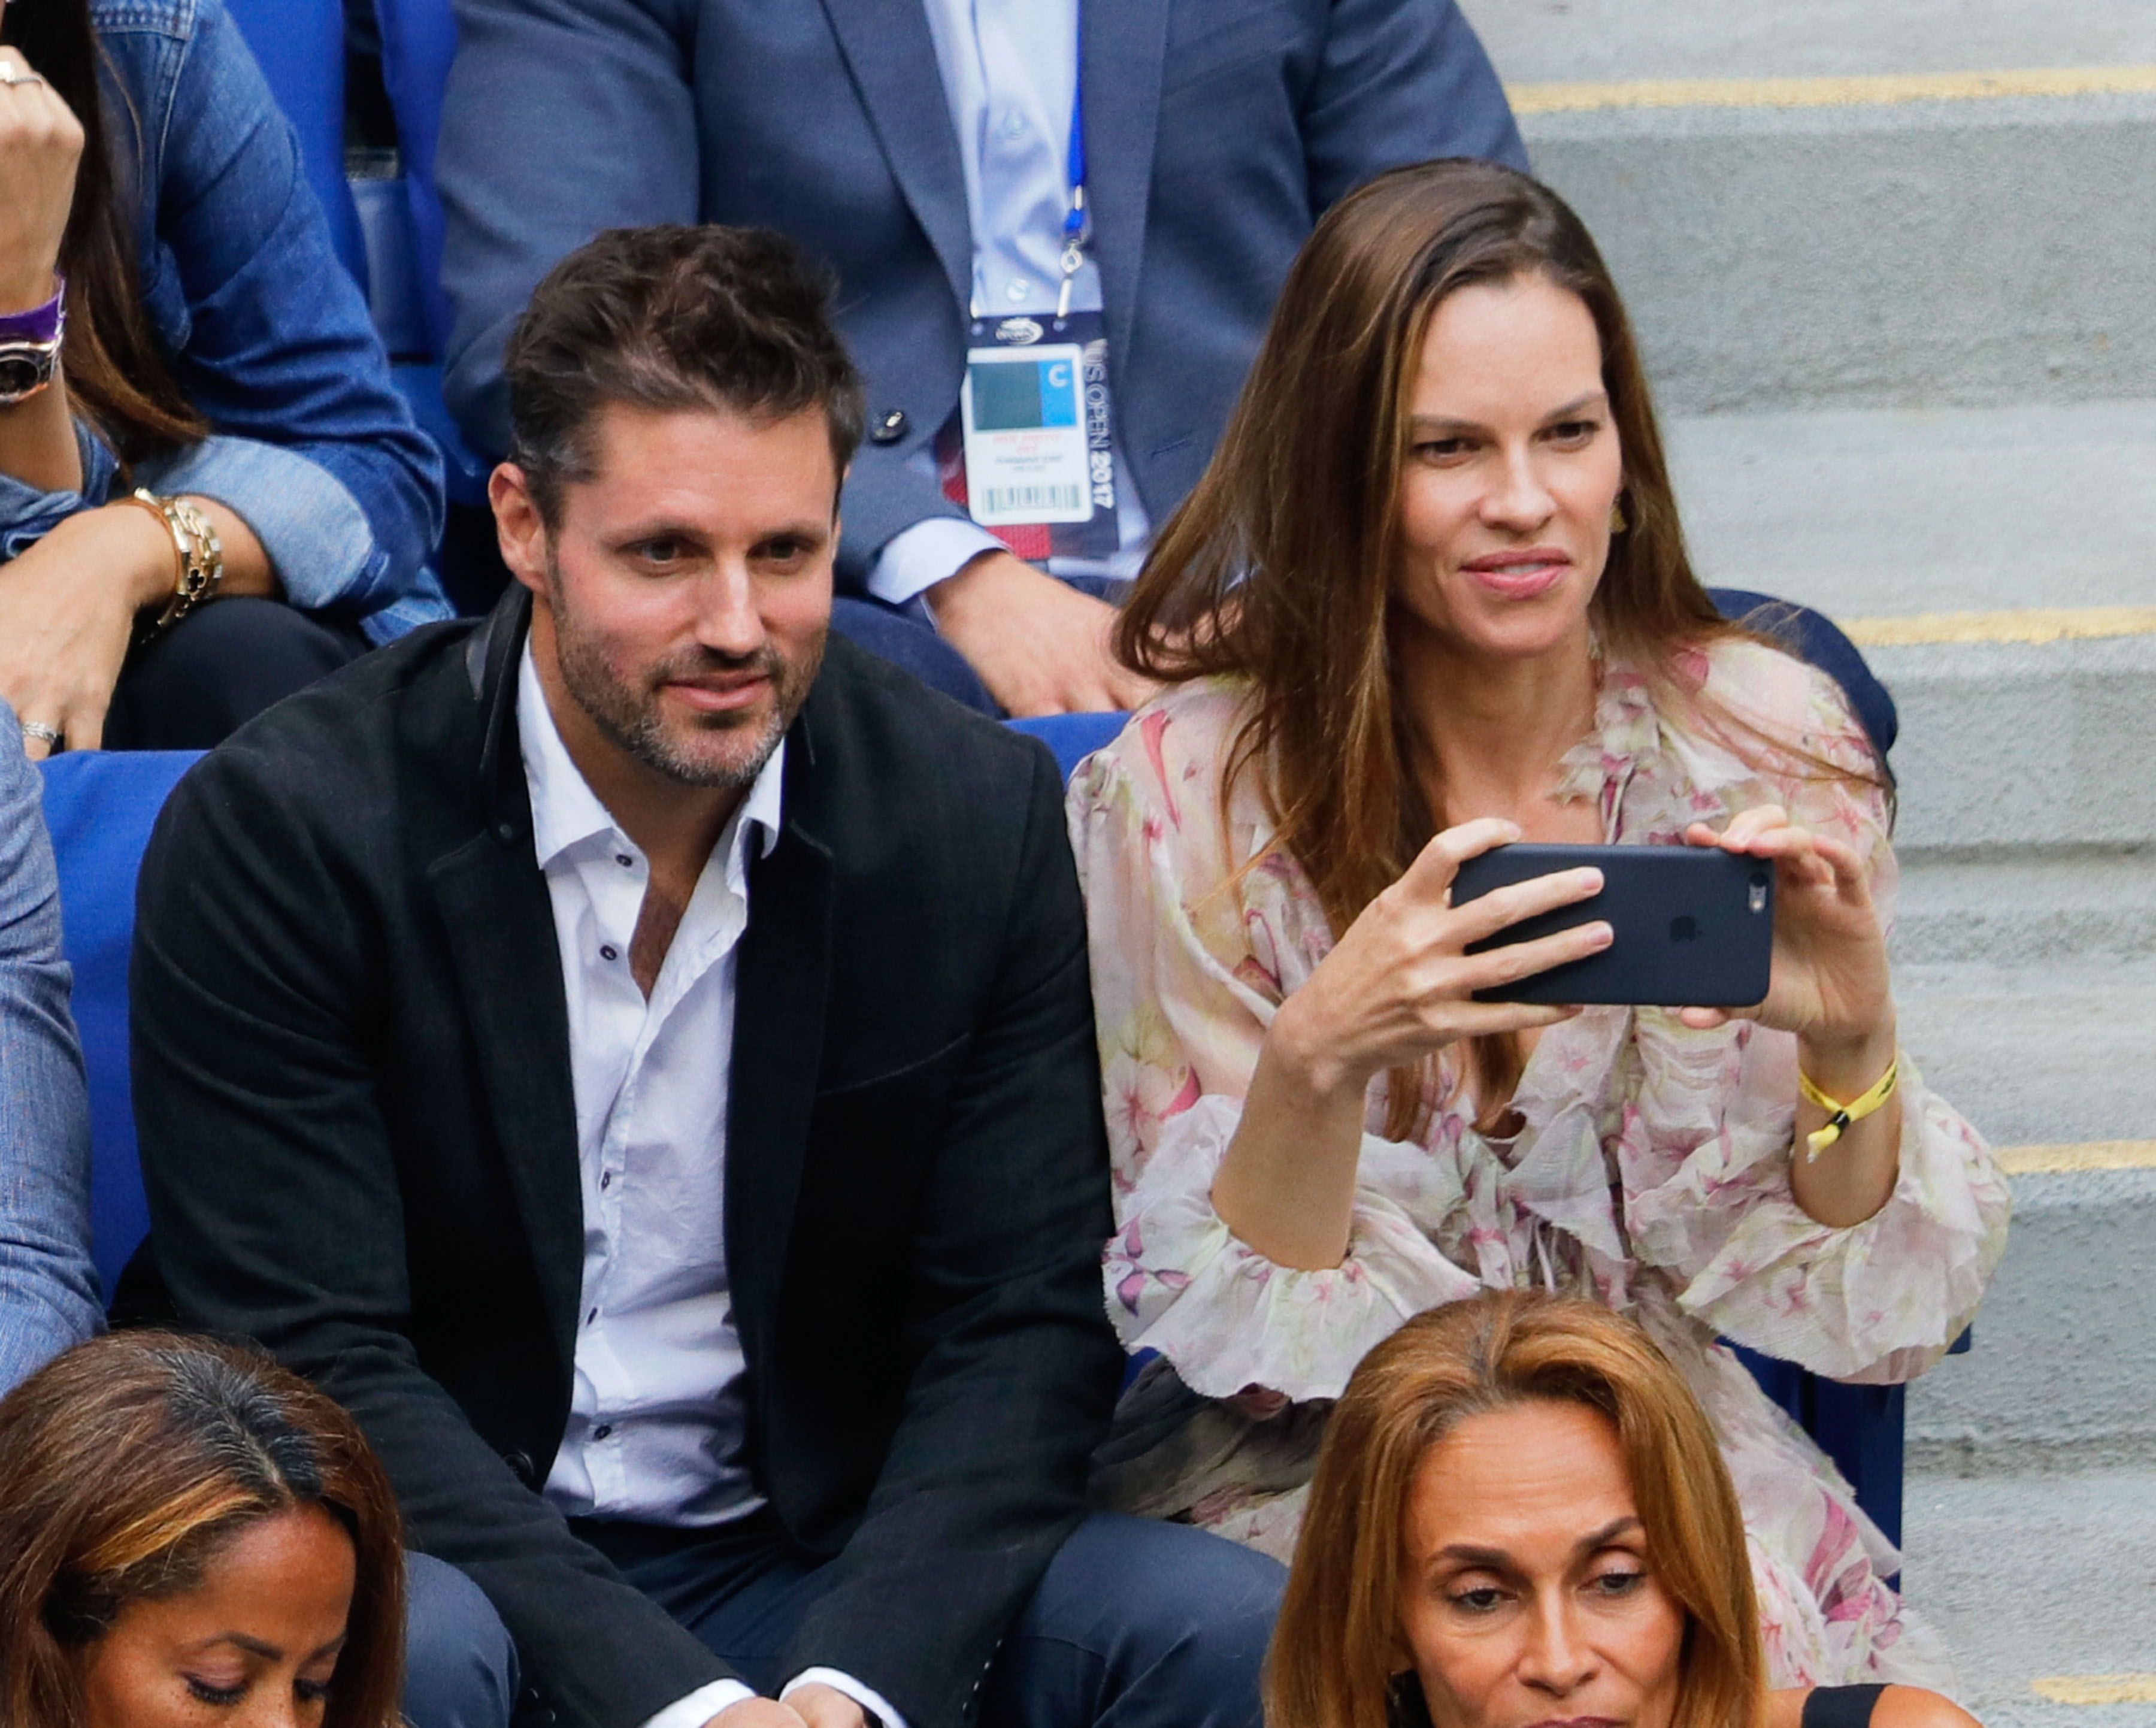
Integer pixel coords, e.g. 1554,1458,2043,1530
489,462,550,598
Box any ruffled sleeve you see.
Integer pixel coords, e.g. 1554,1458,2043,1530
1619,644,2011,1381
1066,689,1480,1400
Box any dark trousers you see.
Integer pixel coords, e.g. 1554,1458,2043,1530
103,596,368,751
575,1509,1283,1728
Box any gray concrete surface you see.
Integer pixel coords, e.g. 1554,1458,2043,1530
1667,400,2156,619
1901,1464,2156,1726
1524,95,2156,414
1459,0,2156,84
1906,1167,2156,1469
1870,634,2156,851
1892,848,2156,967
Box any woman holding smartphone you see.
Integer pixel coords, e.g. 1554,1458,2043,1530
1068,159,2005,1689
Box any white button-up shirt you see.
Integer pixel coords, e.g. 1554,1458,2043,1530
868,0,1151,608
517,646,903,1728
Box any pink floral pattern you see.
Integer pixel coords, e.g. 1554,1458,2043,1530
1066,640,2009,1692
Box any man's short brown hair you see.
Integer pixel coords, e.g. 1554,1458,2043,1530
502,223,865,525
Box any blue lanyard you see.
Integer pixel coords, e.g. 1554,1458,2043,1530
1058,1,1088,319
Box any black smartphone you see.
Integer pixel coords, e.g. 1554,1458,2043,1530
1449,843,1773,1007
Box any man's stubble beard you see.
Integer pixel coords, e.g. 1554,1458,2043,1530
547,562,825,790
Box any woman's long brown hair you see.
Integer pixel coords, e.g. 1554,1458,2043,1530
0,1332,405,1728
1117,159,1876,1134
1,0,207,459
1267,1291,1765,1728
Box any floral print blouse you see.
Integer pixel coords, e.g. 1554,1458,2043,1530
1067,638,2010,1693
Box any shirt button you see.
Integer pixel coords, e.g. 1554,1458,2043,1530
600,944,619,962
1006,279,1030,302
592,1424,613,1441
1000,109,1026,139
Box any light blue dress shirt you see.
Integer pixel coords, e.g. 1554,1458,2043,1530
868,0,1150,609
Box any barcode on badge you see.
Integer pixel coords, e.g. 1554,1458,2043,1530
983,484,1084,515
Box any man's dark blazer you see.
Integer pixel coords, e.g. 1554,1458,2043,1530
129,591,1123,1728
435,0,1527,590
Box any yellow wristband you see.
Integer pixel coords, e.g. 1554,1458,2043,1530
1798,1057,1898,1161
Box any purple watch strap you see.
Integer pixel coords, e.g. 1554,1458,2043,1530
0,277,66,345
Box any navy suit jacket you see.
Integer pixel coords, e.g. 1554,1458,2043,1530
437,0,1527,591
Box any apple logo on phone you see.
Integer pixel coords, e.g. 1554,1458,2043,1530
1669,915,1700,943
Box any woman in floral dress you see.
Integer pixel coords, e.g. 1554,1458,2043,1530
1067,161,2007,1694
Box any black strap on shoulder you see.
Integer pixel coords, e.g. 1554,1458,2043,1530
1803,1684,1889,1728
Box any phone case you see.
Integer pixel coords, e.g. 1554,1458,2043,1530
1450,843,1773,1007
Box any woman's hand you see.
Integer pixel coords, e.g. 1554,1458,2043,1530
0,38,85,313
1213,819,1610,1270
1267,816,1613,1098
1682,806,1902,1227
0,503,180,756
1677,806,1893,1059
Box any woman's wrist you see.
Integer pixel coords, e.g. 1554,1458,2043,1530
60,500,188,612
1797,1014,1898,1101
1263,994,1370,1106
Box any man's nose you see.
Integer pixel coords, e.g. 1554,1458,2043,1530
692,561,767,655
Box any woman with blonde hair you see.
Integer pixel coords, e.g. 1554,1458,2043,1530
1271,1291,1975,1728
0,1330,405,1728
1070,158,2007,1689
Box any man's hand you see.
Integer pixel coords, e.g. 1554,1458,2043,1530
783,1683,871,1728
704,1700,810,1728
925,550,1156,718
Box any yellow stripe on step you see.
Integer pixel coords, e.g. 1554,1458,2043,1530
1838,606,2156,647
1996,1142,2156,1176
1510,66,2156,116
2031,1674,2156,1705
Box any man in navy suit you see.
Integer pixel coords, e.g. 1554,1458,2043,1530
437,0,1525,715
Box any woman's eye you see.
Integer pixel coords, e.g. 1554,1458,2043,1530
185,1678,248,1706
1546,419,1598,445
1590,1567,1646,1596
1413,438,1472,462
296,1678,335,1705
1448,1585,1509,1614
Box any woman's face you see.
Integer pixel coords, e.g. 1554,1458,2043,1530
75,1504,355,1728
1391,273,1624,667
1398,1399,1686,1728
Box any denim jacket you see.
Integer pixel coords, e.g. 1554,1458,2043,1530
0,708,102,1396
0,0,450,641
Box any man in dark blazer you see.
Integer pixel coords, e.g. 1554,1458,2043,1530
130,226,1281,1728
436,0,1526,716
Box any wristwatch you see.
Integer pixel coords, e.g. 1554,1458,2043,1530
0,281,66,406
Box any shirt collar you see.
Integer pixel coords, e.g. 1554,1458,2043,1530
517,638,786,873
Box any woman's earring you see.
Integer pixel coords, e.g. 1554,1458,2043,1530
1609,496,1628,534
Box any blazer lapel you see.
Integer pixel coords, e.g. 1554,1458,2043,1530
724,753,834,1369
1083,0,1167,378
429,591,586,1360
817,0,973,310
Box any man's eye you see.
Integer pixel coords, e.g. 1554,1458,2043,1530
638,540,683,562
186,1678,248,1706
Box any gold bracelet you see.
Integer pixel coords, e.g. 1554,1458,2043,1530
119,488,225,635
1797,1056,1898,1161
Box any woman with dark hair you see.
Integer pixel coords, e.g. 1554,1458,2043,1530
0,1329,405,1727
1069,159,2006,1685
1272,1291,1977,1728
0,0,445,758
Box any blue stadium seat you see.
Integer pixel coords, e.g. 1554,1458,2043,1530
222,0,368,290
38,752,202,1295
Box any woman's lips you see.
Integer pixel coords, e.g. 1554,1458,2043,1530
1461,546,1573,601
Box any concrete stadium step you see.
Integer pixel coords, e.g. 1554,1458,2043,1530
1513,82,2156,416
1906,1157,2156,1475
1900,1460,2156,1725
1458,0,2156,84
